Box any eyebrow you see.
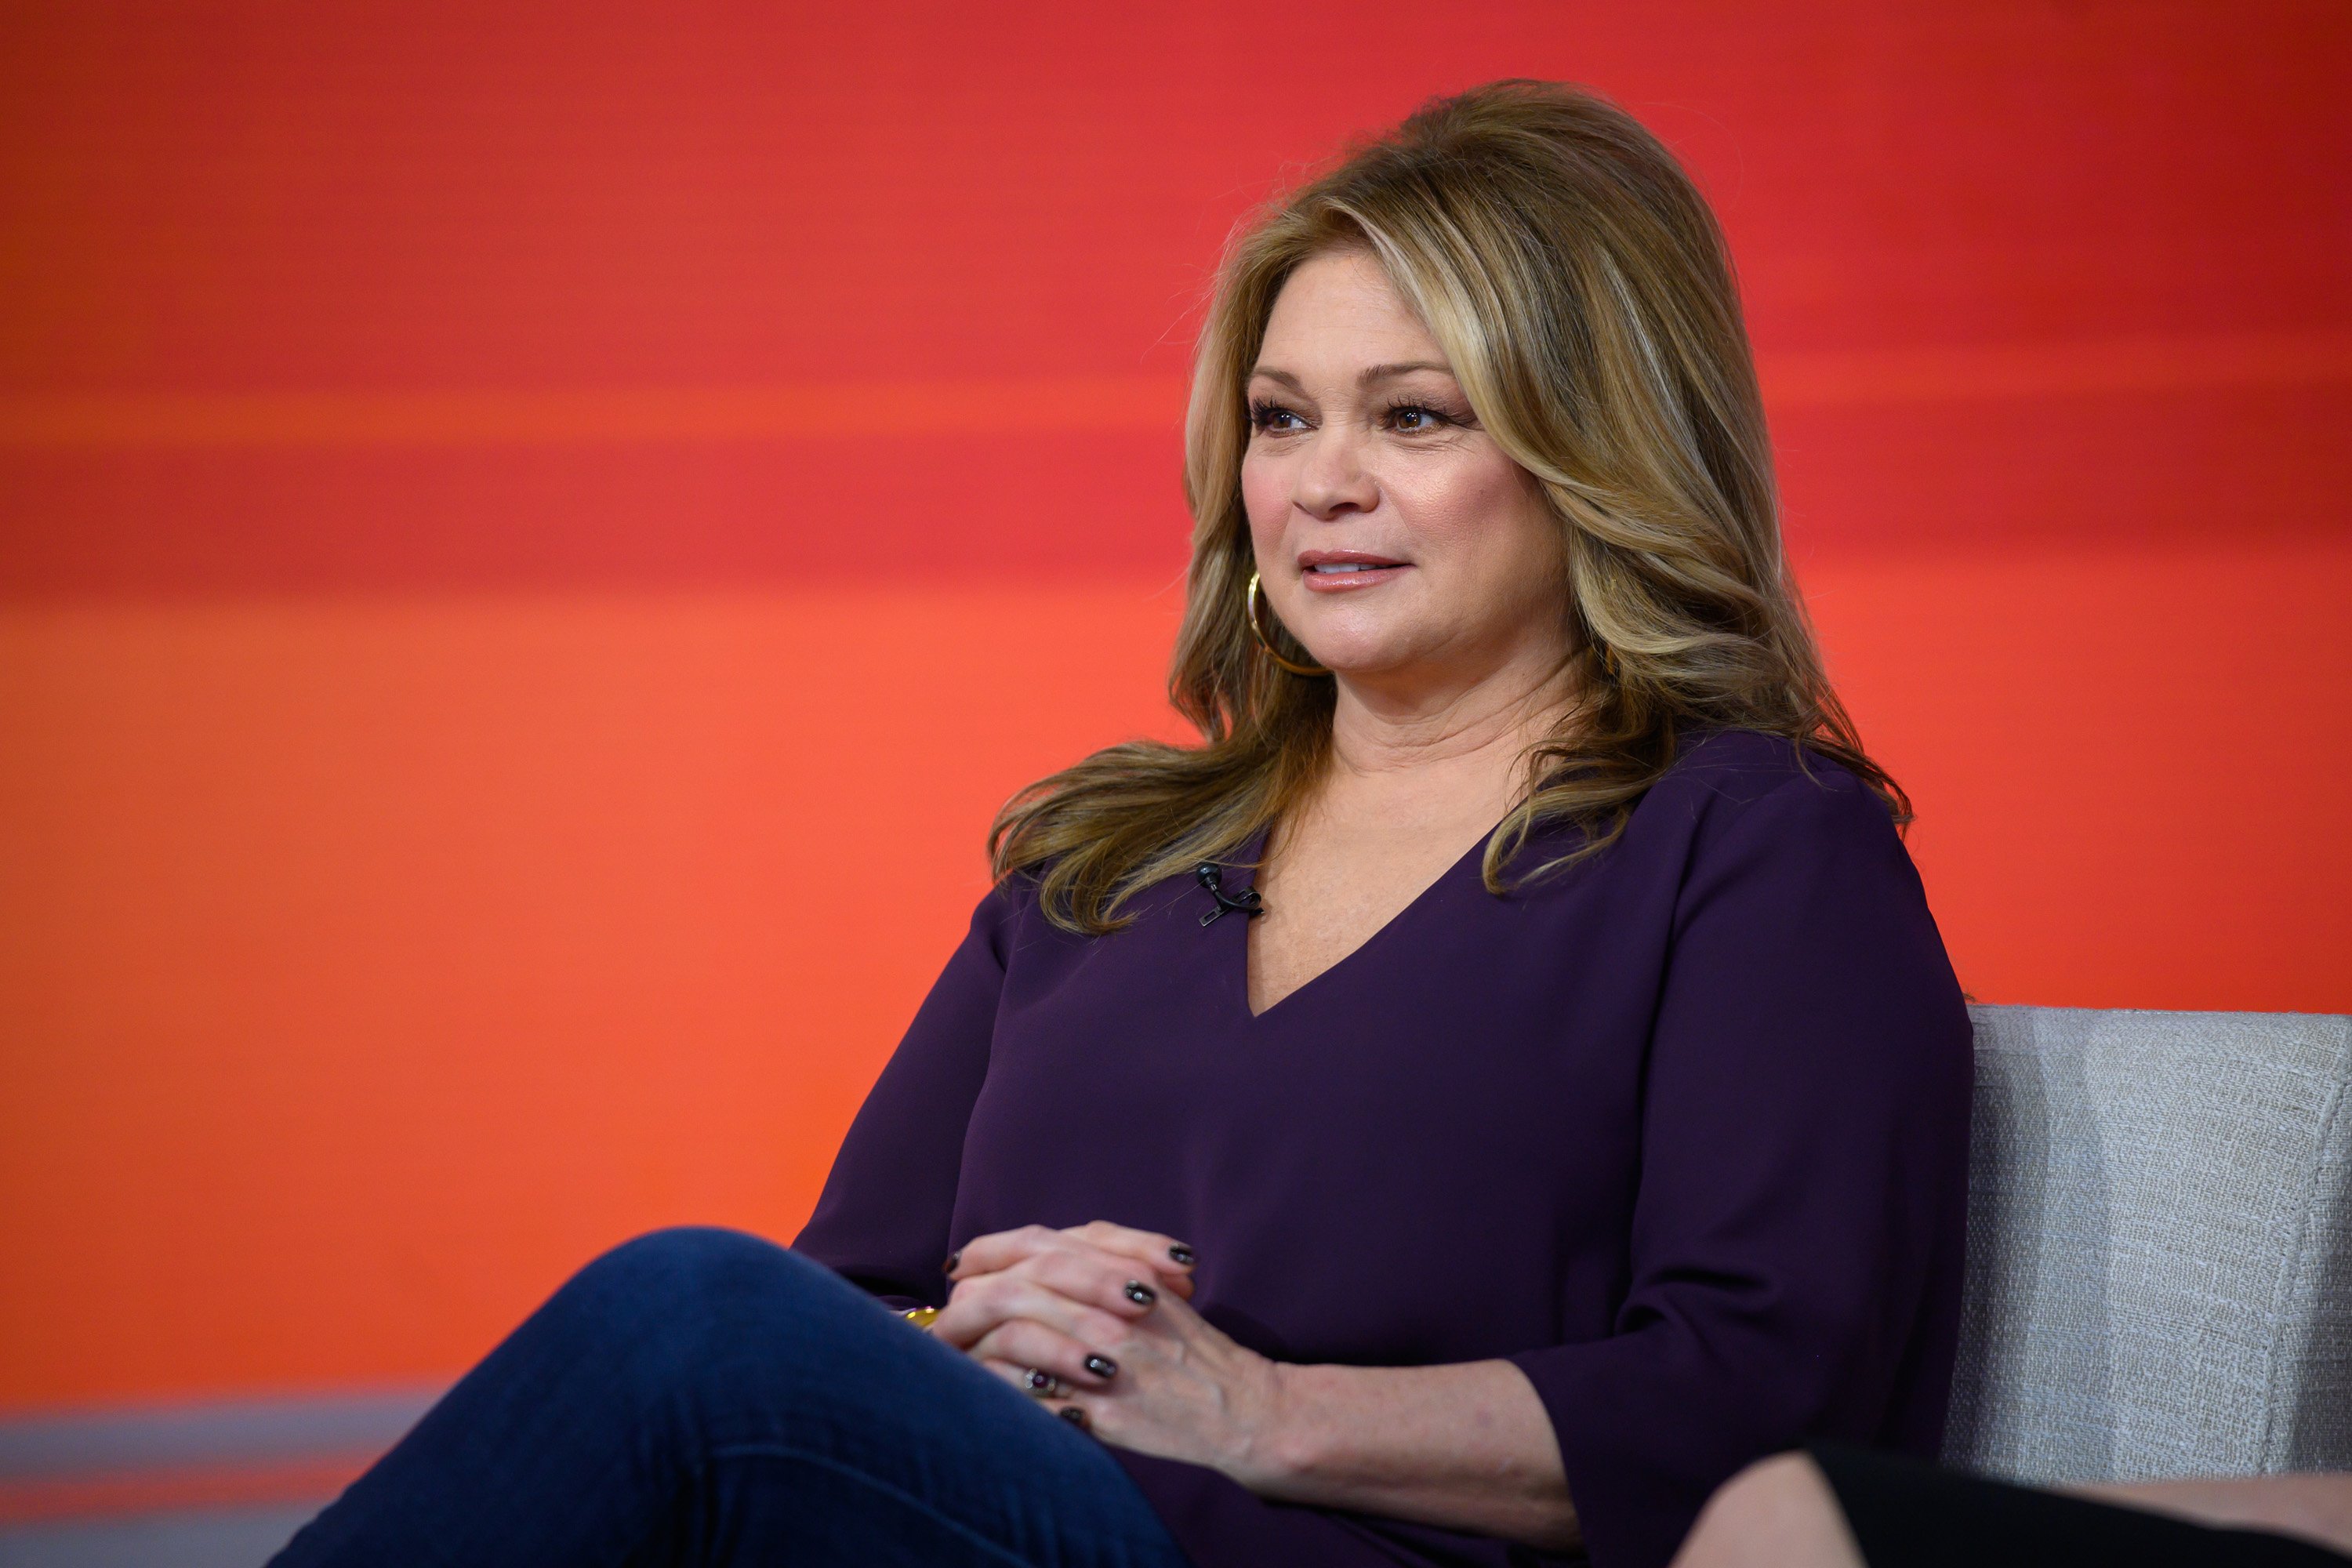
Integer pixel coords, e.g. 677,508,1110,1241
1247,360,1457,390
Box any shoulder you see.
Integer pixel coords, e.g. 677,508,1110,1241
966,868,1106,973
1513,728,1899,885
969,871,1043,943
1636,727,1896,843
1625,731,1930,946
933,875,1038,977
1601,728,1915,922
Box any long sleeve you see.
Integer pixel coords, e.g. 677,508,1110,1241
1507,765,1974,1568
790,886,1014,1308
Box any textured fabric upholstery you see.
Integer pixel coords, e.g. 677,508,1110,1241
1945,1005,2352,1483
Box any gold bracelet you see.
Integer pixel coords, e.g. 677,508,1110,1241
902,1305,942,1331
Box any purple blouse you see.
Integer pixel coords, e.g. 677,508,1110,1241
793,729,1973,1568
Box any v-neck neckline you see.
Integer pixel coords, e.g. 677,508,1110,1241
1220,820,1496,1024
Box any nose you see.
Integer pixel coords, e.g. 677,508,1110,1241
1293,421,1379,520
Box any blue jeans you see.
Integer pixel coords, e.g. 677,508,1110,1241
271,1228,1193,1567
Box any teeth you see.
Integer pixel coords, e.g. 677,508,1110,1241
1312,562,1388,572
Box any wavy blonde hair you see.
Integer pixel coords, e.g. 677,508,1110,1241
992,79,1905,934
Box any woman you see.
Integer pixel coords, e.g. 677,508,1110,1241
274,81,1971,1568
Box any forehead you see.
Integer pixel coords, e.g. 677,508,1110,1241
1255,249,1449,372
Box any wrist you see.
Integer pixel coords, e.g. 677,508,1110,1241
1229,1360,1328,1494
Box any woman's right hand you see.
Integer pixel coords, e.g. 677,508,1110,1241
931,1221,1197,1399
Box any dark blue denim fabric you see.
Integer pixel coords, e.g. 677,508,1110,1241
270,1228,1192,1568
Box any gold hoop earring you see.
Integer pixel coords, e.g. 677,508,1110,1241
1245,571,1330,677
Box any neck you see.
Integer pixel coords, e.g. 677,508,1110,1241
1323,643,1582,795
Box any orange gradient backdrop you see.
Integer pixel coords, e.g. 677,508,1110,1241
2,1,2348,1412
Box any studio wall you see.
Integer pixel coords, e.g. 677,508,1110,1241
3,0,2347,1411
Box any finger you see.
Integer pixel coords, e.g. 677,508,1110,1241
933,1272,1135,1352
975,1355,1044,1396
974,1355,1105,1435
968,1317,1121,1390
974,1356,1070,1401
949,1224,1197,1295
1062,1221,1200,1290
955,1235,1189,1311
969,1363,1063,1401
946,1224,1065,1283
1026,1242,1190,1306
1016,1247,1174,1321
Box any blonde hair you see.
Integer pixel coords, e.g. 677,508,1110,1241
992,79,1904,933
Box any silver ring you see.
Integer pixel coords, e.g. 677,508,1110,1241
1023,1367,1062,1399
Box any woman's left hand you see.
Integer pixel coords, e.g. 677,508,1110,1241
943,1222,1296,1486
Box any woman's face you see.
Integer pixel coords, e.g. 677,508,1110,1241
1241,249,1569,691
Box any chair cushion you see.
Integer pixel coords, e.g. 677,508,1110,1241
1944,1004,2352,1483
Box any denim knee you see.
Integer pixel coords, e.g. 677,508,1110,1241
543,1227,895,1430
557,1227,815,1347
584,1226,787,1288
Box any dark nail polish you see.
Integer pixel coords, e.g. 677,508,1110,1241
1168,1243,1196,1267
942,1251,960,1274
1083,1354,1118,1380
1059,1405,1089,1428
1123,1279,1157,1306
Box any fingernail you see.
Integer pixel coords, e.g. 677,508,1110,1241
1123,1279,1157,1306
1059,1406,1089,1428
1168,1243,1196,1267
942,1251,960,1274
1083,1354,1118,1380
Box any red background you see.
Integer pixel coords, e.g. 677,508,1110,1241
2,0,2347,1412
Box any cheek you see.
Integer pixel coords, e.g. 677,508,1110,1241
1239,452,1288,545
1392,461,1565,634
1489,483,1566,589
1388,451,1552,567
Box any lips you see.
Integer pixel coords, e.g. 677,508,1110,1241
1298,550,1406,575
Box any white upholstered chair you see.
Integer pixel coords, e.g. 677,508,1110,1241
1945,1004,2352,1483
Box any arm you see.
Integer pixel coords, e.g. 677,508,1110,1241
1506,767,1973,1568
789,887,1014,1306
1248,1359,1575,1546
933,1225,1577,1547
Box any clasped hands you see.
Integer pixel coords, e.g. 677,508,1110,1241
929,1221,1294,1488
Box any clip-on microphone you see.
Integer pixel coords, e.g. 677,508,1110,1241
1193,862,1266,927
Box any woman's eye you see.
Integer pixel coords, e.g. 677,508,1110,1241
1250,401,1305,434
1387,403,1450,433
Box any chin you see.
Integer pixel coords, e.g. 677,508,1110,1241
1308,635,1425,677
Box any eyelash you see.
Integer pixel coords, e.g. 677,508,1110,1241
1247,397,1459,434
1246,399,1298,434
